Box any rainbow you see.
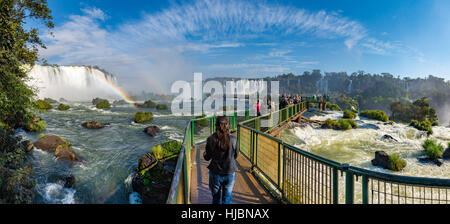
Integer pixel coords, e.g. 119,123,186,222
88,70,138,108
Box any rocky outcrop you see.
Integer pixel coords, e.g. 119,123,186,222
64,175,76,188
144,126,160,137
444,147,450,160
33,135,81,162
34,135,70,153
418,157,444,167
82,121,109,129
382,134,398,142
138,153,158,172
372,151,390,169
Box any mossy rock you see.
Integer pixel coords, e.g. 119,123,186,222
156,104,168,110
35,100,53,111
23,116,46,133
96,100,111,109
134,112,153,123
43,98,58,104
322,119,357,130
92,98,108,105
136,100,156,108
57,104,70,111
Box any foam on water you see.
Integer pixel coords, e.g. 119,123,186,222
39,183,76,204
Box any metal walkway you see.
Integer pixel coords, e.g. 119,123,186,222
190,142,275,204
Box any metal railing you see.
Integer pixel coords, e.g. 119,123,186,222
167,99,450,204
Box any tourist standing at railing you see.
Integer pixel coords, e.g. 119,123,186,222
204,116,239,204
280,95,288,109
256,100,262,117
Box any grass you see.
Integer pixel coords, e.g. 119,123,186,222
388,154,407,171
422,139,444,160
134,112,153,123
360,110,389,122
151,140,182,161
343,110,357,119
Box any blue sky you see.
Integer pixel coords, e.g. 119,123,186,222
39,0,450,93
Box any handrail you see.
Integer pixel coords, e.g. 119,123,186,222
167,96,450,204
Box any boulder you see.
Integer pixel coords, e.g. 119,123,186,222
64,175,76,188
54,145,81,162
418,157,444,167
138,153,158,172
82,121,109,129
21,140,34,153
443,148,450,160
382,134,398,142
371,151,390,169
144,126,160,137
34,135,70,153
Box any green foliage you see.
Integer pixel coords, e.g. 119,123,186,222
156,104,168,110
360,110,389,122
57,104,70,111
422,139,444,160
134,112,153,123
35,100,53,111
323,119,358,130
390,98,439,124
151,140,182,161
23,115,46,133
328,104,342,111
388,154,407,171
95,100,111,109
410,120,433,135
136,100,156,108
431,121,439,126
343,110,357,119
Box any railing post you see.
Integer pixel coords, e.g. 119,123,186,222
343,164,354,204
333,167,339,204
245,110,250,120
190,122,194,147
362,175,369,204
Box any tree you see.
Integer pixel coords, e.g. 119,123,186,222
0,0,53,128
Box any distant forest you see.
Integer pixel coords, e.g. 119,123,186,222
208,70,450,125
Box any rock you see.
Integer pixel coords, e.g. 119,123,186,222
34,135,70,153
64,175,76,188
443,148,450,160
54,145,81,162
138,153,158,172
21,140,34,152
134,112,153,123
144,126,160,137
382,134,398,142
418,157,443,166
82,121,108,129
371,151,390,169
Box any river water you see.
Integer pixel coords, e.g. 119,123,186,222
281,110,450,179
16,102,189,204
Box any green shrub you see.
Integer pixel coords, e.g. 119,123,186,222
134,112,153,123
410,120,433,135
431,121,439,126
360,110,389,122
57,104,70,111
422,139,444,160
388,154,407,171
23,116,46,133
156,104,168,110
137,100,156,108
328,104,342,111
92,98,107,105
343,110,357,119
35,100,53,111
96,100,111,109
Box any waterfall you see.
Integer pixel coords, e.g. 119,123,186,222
27,65,120,102
348,80,353,93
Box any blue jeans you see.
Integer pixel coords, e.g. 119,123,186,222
209,171,236,204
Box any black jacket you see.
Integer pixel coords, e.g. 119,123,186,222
204,134,239,175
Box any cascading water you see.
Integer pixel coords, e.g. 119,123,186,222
27,65,120,101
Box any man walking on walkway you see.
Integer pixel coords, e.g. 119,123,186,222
204,116,239,204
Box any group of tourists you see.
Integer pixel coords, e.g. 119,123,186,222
279,94,302,109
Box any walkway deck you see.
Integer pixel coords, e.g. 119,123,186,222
190,142,276,204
